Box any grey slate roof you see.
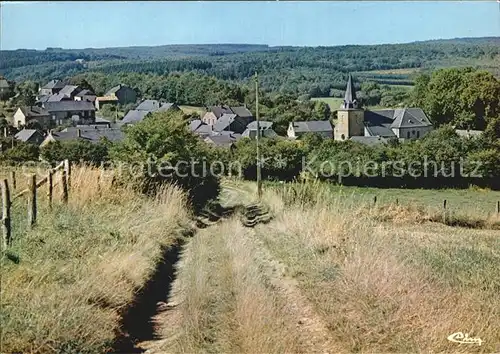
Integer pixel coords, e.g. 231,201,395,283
190,120,213,136
120,110,151,125
349,136,388,146
43,101,95,112
15,129,40,142
48,128,124,143
36,95,51,103
213,113,238,132
246,121,273,130
135,99,162,111
59,85,80,97
230,106,253,119
363,108,432,138
242,128,277,139
47,93,69,102
291,120,333,133
342,73,358,109
363,110,396,138
390,108,432,129
75,89,95,97
204,134,237,147
209,105,233,119
157,103,178,112
42,80,65,90
19,106,50,117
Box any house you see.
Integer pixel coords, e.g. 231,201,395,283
120,100,179,125
42,101,96,126
104,84,137,105
213,113,249,134
46,93,72,102
242,121,277,139
13,106,51,128
190,119,213,137
202,105,254,126
40,80,65,96
204,134,238,148
58,85,82,99
135,99,179,112
40,127,124,147
74,89,97,103
14,129,45,145
287,120,334,139
95,96,119,110
120,110,152,125
334,74,433,141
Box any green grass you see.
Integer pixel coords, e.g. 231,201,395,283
265,181,500,218
179,105,206,117
310,97,344,110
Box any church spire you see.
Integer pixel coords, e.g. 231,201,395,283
342,73,358,109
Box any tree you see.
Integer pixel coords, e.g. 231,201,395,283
110,110,221,211
69,77,95,93
15,80,38,106
411,68,500,129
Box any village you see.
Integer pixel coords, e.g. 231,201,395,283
2,73,469,153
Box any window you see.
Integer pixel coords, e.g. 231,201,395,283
412,130,415,135
407,131,410,138
417,131,420,138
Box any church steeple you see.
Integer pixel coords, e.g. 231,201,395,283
342,73,358,109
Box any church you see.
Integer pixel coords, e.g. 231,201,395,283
334,74,433,143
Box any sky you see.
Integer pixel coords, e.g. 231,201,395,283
1,1,499,50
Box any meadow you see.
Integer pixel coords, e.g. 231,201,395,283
0,165,191,353
2,171,499,353
141,179,500,353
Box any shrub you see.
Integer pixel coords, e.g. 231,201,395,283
110,110,221,211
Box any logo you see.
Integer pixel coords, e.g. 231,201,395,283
447,332,483,346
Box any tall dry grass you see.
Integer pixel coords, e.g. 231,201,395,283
254,181,500,352
1,165,190,353
155,220,301,353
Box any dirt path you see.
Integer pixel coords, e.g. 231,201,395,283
135,182,337,353
245,225,337,353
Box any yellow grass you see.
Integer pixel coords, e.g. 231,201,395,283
1,165,191,353
255,182,500,352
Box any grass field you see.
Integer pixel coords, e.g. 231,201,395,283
0,165,191,353
138,179,500,353
310,97,343,110
3,173,499,353
296,183,500,218
179,105,206,117
357,68,421,75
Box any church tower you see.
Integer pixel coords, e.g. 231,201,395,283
334,74,365,140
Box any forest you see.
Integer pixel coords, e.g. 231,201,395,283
1,37,499,97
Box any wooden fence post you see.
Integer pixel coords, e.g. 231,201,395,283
27,174,37,227
48,169,53,209
61,169,68,204
443,199,447,224
395,198,399,206
10,171,16,190
1,179,11,247
373,195,377,206
64,159,71,188
496,201,500,215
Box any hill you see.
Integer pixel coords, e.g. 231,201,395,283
1,37,498,97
